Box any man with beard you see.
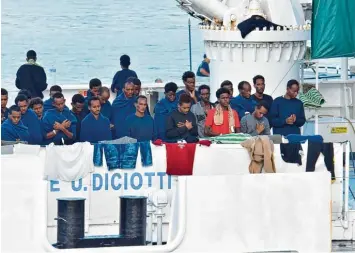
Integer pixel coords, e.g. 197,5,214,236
251,75,273,122
111,77,148,139
231,81,257,120
191,85,215,137
80,97,112,143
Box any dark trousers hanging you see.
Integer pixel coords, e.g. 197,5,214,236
306,142,335,180
280,143,303,165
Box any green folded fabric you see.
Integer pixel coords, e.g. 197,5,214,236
200,133,252,144
299,88,325,108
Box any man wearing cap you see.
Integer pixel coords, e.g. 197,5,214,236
15,50,48,99
196,54,210,77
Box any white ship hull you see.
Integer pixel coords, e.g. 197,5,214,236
1,142,350,252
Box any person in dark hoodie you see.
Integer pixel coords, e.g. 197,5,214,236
166,93,198,143
43,85,68,112
15,94,43,144
1,88,9,123
1,105,30,142
269,79,305,136
111,54,138,95
15,50,48,99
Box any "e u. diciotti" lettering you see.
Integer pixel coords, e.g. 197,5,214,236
50,172,172,192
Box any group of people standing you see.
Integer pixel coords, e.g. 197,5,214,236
155,72,305,143
1,50,306,145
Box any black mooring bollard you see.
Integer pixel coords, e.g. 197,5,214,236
119,196,147,245
56,198,86,249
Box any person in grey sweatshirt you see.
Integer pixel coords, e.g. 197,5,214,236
240,101,271,136
190,84,215,138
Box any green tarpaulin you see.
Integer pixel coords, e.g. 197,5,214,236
311,0,355,59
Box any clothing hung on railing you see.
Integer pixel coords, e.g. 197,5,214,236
200,133,252,144
299,88,325,108
44,142,94,181
306,142,335,181
280,134,324,166
241,136,276,173
94,141,152,170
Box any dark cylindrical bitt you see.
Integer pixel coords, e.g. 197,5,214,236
119,196,147,245
56,198,85,249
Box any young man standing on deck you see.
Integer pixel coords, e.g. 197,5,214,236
220,80,234,98
15,94,43,144
251,75,273,122
98,87,112,121
70,94,86,143
80,97,112,143
29,98,44,120
1,88,9,123
230,81,257,120
112,77,147,139
166,93,198,143
176,71,200,105
86,78,102,99
15,50,48,99
43,85,69,112
125,95,154,142
205,88,241,136
84,78,102,113
1,105,30,142
42,93,77,145
269,79,305,136
132,77,150,115
240,101,271,136
153,82,179,141
196,54,210,77
111,54,138,95
191,84,215,138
